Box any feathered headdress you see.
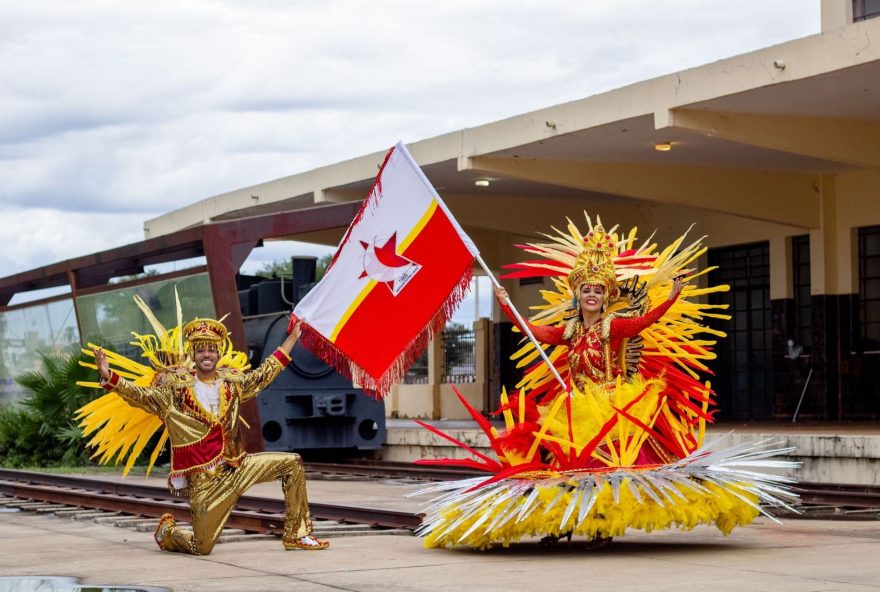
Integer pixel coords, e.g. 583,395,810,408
568,223,620,301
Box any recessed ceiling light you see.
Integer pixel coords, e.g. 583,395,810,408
654,142,673,152
475,179,490,187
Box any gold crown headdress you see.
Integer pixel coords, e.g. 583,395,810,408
567,224,620,301
183,317,229,352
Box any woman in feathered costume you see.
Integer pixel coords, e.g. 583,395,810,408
413,214,798,550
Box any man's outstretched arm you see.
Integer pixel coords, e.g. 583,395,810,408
240,317,301,400
94,347,171,416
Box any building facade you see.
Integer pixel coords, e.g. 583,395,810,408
3,1,880,423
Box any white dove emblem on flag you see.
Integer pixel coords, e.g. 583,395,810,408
359,232,421,296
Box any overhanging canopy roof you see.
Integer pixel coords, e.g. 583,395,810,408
144,17,880,238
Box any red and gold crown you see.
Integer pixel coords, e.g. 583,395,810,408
568,225,620,300
183,318,228,351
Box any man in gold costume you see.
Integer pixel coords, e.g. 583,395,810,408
94,317,329,554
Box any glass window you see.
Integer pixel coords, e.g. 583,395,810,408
854,0,880,21
708,241,771,420
860,226,880,350
0,298,80,403
75,273,215,359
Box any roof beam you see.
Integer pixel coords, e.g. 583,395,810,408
658,108,880,168
461,156,820,228
0,201,361,306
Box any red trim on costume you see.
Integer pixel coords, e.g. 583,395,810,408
101,371,121,391
181,385,201,416
171,424,224,471
272,348,292,367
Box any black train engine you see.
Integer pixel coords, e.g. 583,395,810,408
239,256,386,453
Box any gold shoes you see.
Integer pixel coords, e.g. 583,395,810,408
283,535,330,550
154,513,176,548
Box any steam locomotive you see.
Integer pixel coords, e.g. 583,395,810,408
238,256,386,453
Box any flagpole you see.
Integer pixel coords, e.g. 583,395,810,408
474,254,569,394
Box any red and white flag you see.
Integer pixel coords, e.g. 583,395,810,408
293,142,479,397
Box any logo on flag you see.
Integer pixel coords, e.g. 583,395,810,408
293,142,480,397
359,232,421,296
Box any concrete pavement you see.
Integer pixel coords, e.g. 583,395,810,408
1,498,878,591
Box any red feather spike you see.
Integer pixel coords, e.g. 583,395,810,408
414,457,498,472
465,461,551,492
495,422,541,457
575,414,621,465
449,386,510,460
413,420,505,471
610,404,683,461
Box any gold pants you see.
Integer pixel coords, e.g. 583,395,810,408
158,452,312,555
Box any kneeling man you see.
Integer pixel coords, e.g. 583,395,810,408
94,317,329,554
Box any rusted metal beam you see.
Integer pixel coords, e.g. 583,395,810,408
0,469,423,530
1,201,361,305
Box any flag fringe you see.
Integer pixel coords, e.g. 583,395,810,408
299,264,474,398
328,145,396,271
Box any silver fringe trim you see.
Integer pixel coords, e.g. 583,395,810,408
410,436,801,543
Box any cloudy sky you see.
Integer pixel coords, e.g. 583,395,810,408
1,0,819,307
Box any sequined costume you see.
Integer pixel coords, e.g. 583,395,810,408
413,214,800,549
499,297,674,391
100,348,292,492
92,316,325,554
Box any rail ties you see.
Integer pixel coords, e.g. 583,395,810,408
0,468,422,542
304,460,484,481
302,461,880,520
3,466,877,537
793,481,880,508
782,481,880,519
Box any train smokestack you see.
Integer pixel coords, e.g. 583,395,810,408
290,256,317,304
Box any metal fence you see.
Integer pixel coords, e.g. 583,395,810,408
401,328,478,385
442,328,476,383
403,349,429,384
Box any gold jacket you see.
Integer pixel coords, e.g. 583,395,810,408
101,348,292,491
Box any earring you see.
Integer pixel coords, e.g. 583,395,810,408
572,295,579,309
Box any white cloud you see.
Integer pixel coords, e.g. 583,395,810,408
0,0,819,281
0,205,144,278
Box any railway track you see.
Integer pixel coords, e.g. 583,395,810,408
1,465,877,542
785,481,880,519
0,468,422,542
304,461,880,518
304,460,483,481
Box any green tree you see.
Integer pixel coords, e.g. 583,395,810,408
109,269,160,284
0,348,96,467
256,254,332,281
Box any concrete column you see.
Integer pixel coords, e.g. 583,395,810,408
394,336,442,420
809,175,844,419
473,318,491,412
427,334,443,419
811,176,838,296
769,236,791,301
821,0,853,32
